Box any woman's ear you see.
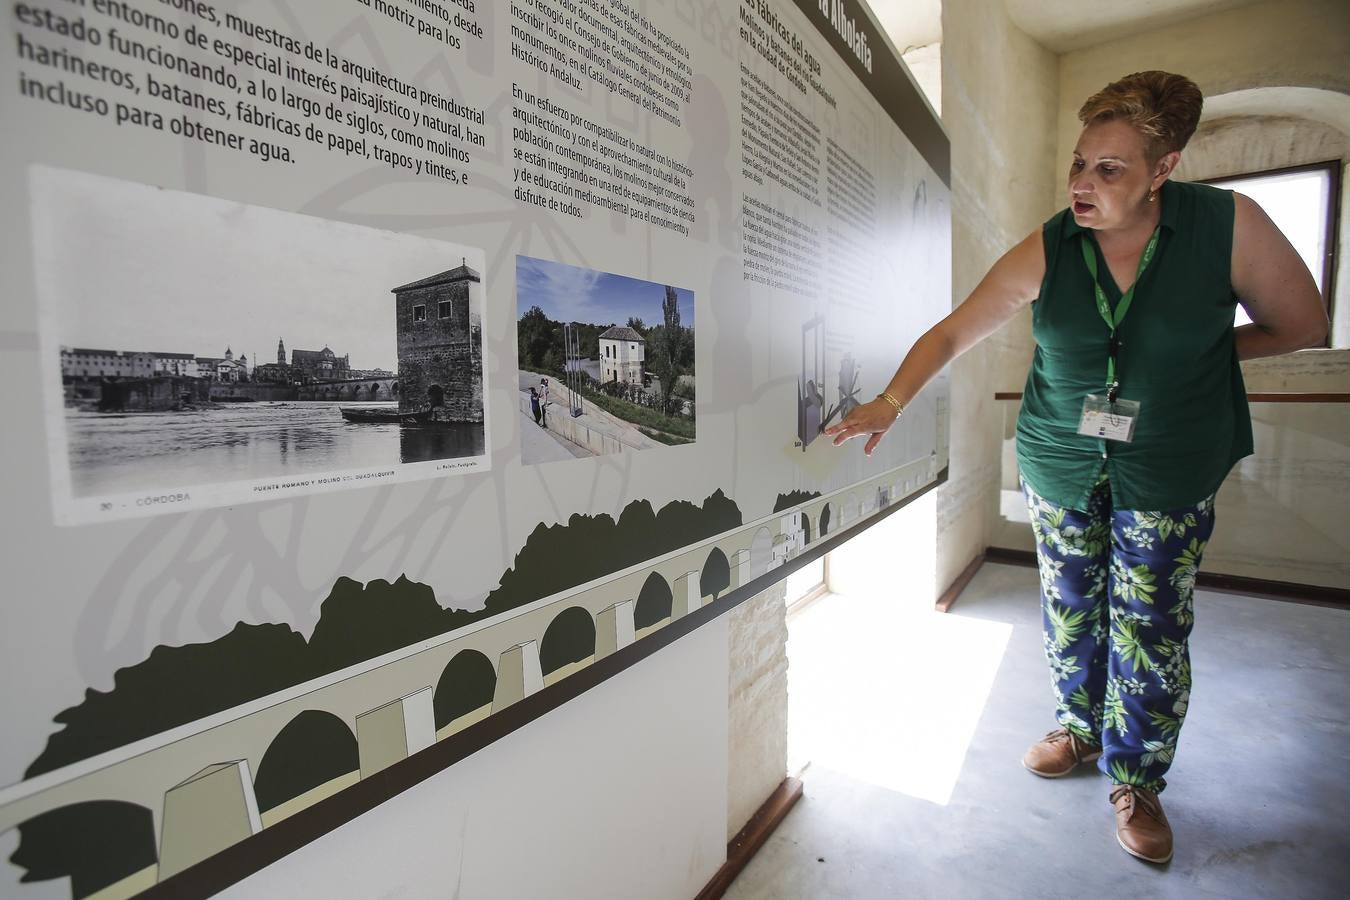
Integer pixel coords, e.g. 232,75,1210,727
1154,150,1181,189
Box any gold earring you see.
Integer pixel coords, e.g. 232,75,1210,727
1148,190,1157,203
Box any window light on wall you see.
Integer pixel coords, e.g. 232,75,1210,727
1204,162,1339,335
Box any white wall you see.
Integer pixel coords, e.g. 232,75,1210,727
936,0,1060,591
1055,0,1350,209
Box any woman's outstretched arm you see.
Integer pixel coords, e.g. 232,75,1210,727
825,228,1046,455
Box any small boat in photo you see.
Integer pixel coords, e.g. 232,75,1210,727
339,406,423,425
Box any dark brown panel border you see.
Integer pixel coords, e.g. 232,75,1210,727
994,392,1350,403
696,776,804,900
983,546,1349,608
787,0,949,186
140,468,949,898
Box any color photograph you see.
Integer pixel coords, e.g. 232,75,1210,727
515,255,696,464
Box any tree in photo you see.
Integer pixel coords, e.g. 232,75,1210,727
518,305,555,369
652,285,684,407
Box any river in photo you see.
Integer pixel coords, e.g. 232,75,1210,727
63,402,486,498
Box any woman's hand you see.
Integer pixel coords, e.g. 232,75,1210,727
823,398,898,456
820,228,1046,457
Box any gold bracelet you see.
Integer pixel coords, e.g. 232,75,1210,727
877,391,904,418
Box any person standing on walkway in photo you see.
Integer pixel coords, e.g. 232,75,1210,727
539,377,550,426
529,387,542,426
825,71,1327,864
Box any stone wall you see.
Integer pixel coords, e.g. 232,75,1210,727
725,581,789,843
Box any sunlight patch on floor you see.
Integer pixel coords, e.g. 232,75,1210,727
787,590,1012,806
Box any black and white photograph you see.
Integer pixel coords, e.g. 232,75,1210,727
30,166,489,523
515,255,696,465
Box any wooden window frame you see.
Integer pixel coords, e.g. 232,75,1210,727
1201,159,1341,346
786,553,831,616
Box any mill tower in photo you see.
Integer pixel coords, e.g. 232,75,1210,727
392,261,484,422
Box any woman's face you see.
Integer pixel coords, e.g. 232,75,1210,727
1067,119,1158,231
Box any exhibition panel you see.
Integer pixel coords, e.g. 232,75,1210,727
0,0,948,895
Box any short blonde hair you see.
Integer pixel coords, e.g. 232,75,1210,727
1078,71,1203,161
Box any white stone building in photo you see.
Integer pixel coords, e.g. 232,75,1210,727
599,326,645,386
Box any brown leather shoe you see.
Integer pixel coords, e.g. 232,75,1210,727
1021,727,1102,777
1110,783,1173,864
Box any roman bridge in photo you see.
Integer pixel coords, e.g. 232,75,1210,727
0,462,934,896
296,376,400,402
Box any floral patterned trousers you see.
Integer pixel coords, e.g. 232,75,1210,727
1023,473,1216,792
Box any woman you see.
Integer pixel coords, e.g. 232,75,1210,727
825,71,1327,864
529,386,542,426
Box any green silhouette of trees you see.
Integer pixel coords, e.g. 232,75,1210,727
26,492,743,780
17,490,746,891
485,491,740,618
25,623,311,779
12,800,157,899
307,576,456,676
773,490,822,513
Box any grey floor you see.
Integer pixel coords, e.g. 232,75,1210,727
725,563,1350,900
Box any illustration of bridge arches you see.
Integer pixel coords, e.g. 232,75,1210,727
749,526,773,579
634,572,673,633
540,606,595,686
252,710,359,828
819,502,833,536
700,547,730,600
801,512,812,545
11,799,158,899
433,649,496,738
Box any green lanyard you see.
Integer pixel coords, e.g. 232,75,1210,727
1078,227,1160,402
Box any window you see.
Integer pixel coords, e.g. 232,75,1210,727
412,304,426,322
786,554,828,613
438,300,452,318
1204,161,1339,335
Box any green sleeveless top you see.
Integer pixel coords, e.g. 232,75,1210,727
1016,179,1253,511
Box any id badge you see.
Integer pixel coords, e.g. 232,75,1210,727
1077,394,1140,442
